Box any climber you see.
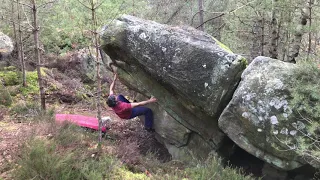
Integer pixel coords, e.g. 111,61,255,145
106,66,157,132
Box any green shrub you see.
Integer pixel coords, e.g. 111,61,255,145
0,68,40,97
288,60,320,165
54,123,86,147
290,60,320,119
10,102,41,116
146,156,256,180
183,157,255,180
6,86,20,96
14,139,82,180
9,102,54,122
13,123,256,180
0,84,12,106
14,128,120,180
19,71,39,96
80,156,118,180
3,66,17,71
0,70,20,86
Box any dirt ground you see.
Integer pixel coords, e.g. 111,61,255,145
0,104,172,178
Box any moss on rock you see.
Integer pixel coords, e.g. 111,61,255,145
212,37,233,54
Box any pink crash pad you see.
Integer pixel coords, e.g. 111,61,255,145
55,114,107,133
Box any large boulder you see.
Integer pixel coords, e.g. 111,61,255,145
0,32,14,59
101,15,246,160
218,56,306,170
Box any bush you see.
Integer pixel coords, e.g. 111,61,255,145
182,157,255,180
15,139,83,180
10,102,54,122
10,102,41,117
12,122,257,180
19,71,39,96
0,84,12,106
54,123,87,147
288,60,320,166
0,68,20,86
144,155,256,180
14,126,122,180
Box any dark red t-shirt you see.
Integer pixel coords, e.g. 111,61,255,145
112,101,132,119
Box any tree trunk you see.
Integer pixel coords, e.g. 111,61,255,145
31,0,46,110
307,0,314,59
11,1,17,45
198,0,204,31
132,0,135,16
269,0,279,59
90,0,102,144
261,14,265,56
17,0,26,86
250,19,263,60
287,2,312,63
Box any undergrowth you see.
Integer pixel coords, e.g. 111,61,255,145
0,83,12,106
288,60,320,167
12,122,257,180
18,71,39,96
10,101,55,122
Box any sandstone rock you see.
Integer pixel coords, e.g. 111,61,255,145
0,32,14,58
218,56,305,170
101,15,246,160
44,48,109,83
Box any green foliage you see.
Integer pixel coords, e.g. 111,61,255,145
54,123,86,147
0,84,12,106
13,121,256,180
19,71,39,96
0,67,20,86
288,60,320,164
10,102,41,116
0,68,39,97
14,125,119,180
184,157,254,180
290,60,320,121
40,0,149,54
15,139,83,180
80,156,118,180
9,101,54,122
146,156,256,180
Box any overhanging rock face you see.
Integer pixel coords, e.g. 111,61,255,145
101,15,247,160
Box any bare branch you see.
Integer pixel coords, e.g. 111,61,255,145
2,18,31,30
166,4,185,24
196,0,256,29
21,5,34,29
37,0,58,9
98,0,125,34
93,1,103,10
212,23,226,35
11,0,33,9
77,0,91,10
191,10,225,26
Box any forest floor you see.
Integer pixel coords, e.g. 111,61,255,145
0,103,172,179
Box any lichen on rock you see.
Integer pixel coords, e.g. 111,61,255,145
101,15,246,161
218,56,307,170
